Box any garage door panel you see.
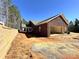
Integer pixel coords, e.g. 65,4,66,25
50,26,64,33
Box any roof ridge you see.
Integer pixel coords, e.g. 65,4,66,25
36,13,68,25
37,14,61,25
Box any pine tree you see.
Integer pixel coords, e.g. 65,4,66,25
68,21,74,32
74,18,79,32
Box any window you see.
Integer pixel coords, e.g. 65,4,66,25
39,26,41,32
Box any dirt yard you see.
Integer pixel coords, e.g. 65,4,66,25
0,25,18,59
5,32,79,59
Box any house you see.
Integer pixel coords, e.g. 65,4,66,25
20,20,33,33
33,14,68,37
25,21,34,33
20,19,27,32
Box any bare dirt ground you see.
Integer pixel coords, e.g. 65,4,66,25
0,25,18,59
5,32,79,59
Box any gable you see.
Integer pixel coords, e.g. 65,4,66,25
48,16,68,26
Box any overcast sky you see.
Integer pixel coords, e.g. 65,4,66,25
12,0,79,22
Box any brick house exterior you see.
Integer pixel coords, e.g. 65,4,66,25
33,14,68,37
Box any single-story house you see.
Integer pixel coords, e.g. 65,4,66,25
33,14,68,37
20,20,34,33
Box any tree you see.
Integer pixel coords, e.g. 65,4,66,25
68,21,74,32
74,18,79,32
8,4,21,29
8,0,11,4
75,19,79,26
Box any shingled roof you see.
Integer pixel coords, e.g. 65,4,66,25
36,14,68,25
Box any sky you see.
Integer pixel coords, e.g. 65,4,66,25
12,0,79,22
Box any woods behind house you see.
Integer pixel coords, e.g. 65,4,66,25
68,19,79,32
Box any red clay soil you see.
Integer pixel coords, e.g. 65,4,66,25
5,33,79,59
